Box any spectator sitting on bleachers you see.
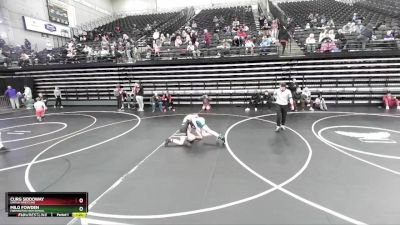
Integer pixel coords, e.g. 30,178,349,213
213,16,219,24
260,35,273,54
192,20,197,29
314,93,328,111
243,24,249,32
217,39,231,56
320,14,327,25
144,24,152,32
187,42,201,58
335,29,347,50
319,29,329,43
19,52,30,66
160,33,166,45
384,30,395,40
245,38,255,55
153,29,160,40
320,37,337,53
223,25,232,35
170,33,176,44
305,33,317,53
24,39,31,51
305,23,311,30
203,29,212,47
342,21,356,34
326,19,335,28
182,30,190,44
328,30,336,41
164,34,171,46
219,16,225,24
175,35,183,47
212,32,219,44
383,91,400,110
232,18,240,27
153,40,160,57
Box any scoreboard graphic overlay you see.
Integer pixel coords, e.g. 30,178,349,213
5,192,88,218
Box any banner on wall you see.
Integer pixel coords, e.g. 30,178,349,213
47,0,70,25
23,16,71,38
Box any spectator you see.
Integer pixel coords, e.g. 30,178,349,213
191,20,197,29
134,83,144,112
232,18,240,27
114,25,121,34
186,42,198,58
114,85,124,111
202,94,211,111
301,87,314,111
384,30,395,40
203,29,212,47
237,29,247,46
292,87,302,111
342,21,356,34
0,37,5,48
335,29,347,50
54,86,63,109
160,33,166,45
153,40,160,57
162,91,175,112
314,93,328,111
4,86,19,109
305,23,311,30
383,91,400,110
328,30,336,41
357,24,373,50
170,33,177,44
288,78,299,94
320,37,337,52
213,16,219,24
278,27,290,55
24,38,31,50
305,33,317,53
150,92,163,112
153,29,160,40
23,85,32,108
217,39,231,56
175,36,182,47
164,33,171,46
259,15,266,28
326,19,335,28
19,52,30,67
319,29,329,42
144,24,152,32
260,35,273,54
244,38,255,55
219,16,225,24
246,91,263,112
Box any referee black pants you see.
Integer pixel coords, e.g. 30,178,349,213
276,104,288,127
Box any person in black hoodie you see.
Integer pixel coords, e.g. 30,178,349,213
278,26,290,55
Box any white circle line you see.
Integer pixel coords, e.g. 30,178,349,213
86,113,365,224
0,113,139,173
2,114,97,152
319,125,400,159
2,122,67,143
312,114,400,176
24,113,142,192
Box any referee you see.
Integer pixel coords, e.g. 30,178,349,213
274,82,294,132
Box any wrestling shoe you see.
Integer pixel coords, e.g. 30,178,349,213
217,134,225,144
0,146,7,151
164,138,171,147
275,126,280,132
280,125,286,131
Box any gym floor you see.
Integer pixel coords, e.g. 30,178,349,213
0,105,399,225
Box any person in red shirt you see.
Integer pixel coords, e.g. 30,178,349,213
162,91,175,112
237,28,247,46
383,91,400,110
203,29,212,48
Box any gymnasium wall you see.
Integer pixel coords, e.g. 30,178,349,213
0,0,112,50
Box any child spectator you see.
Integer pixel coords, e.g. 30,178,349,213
202,94,211,111
150,92,163,112
383,91,400,110
34,97,47,122
162,91,175,112
301,87,314,111
314,93,328,110
305,33,317,53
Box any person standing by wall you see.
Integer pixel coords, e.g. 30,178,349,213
273,83,294,132
114,85,123,111
54,86,63,109
4,86,19,110
135,83,144,111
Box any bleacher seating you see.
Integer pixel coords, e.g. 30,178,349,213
10,55,400,106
